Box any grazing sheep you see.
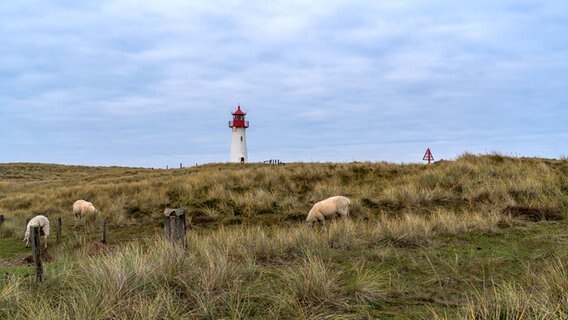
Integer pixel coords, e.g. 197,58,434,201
306,196,351,228
24,215,50,249
73,200,97,219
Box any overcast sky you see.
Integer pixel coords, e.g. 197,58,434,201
1,1,566,167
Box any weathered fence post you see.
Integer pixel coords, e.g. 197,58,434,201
31,226,43,282
163,214,172,243
56,217,62,244
174,211,186,246
101,220,107,244
0,215,5,227
163,208,186,247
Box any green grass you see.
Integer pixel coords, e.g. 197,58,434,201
0,237,27,259
2,220,566,319
0,154,567,319
0,237,33,279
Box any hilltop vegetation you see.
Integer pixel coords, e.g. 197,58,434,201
0,154,567,319
1,153,566,228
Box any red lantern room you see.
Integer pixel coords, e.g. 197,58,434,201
228,105,249,128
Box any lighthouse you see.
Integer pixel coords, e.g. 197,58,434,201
228,104,249,163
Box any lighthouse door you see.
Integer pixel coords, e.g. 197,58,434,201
240,157,245,163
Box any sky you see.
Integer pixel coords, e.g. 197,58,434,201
1,1,567,167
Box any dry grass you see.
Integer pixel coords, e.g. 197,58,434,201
0,223,390,319
1,154,567,318
438,257,568,320
1,155,566,230
2,211,563,319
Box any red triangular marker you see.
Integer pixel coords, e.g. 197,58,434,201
423,148,434,164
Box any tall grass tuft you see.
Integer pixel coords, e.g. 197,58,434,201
448,257,568,320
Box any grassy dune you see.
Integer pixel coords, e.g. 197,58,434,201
0,154,567,319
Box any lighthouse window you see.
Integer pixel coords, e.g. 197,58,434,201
240,136,243,141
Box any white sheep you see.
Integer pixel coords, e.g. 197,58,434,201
306,196,351,227
24,215,50,249
73,200,97,218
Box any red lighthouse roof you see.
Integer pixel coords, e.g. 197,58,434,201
232,105,246,115
229,104,249,128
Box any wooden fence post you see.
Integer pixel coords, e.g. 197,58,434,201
163,208,186,246
174,213,186,247
31,226,43,283
164,215,172,242
56,217,62,244
0,215,4,227
101,220,107,244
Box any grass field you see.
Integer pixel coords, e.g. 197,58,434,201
1,154,567,319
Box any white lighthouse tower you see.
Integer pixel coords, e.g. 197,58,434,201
228,104,249,163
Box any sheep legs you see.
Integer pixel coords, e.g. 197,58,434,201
24,236,46,249
318,216,327,231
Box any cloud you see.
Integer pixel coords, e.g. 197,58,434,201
0,0,567,166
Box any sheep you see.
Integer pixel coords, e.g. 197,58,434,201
24,215,50,249
73,200,97,219
306,196,351,228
